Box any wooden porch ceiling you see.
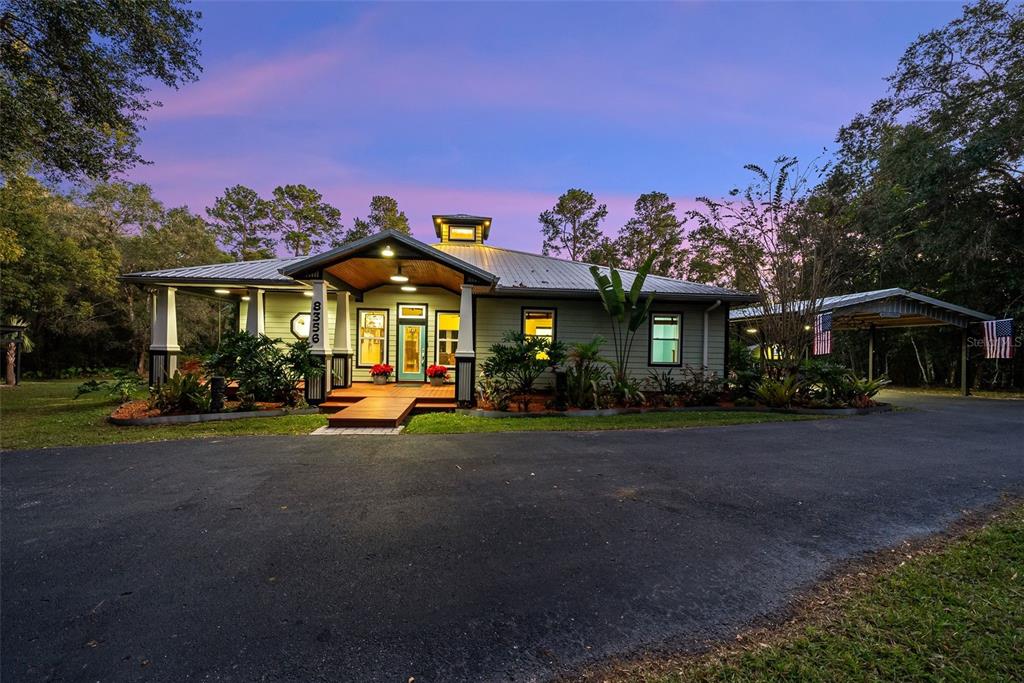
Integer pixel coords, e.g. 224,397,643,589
325,258,466,294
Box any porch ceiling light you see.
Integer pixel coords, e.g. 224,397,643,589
745,327,758,334
401,285,417,292
389,264,409,283
214,288,231,295
381,244,394,257
241,296,251,301
303,291,314,297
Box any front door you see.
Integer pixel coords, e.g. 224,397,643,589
398,322,426,382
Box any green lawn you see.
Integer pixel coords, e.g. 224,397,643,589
403,410,817,434
0,380,327,450
629,504,1024,683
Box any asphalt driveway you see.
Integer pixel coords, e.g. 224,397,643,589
2,393,1022,682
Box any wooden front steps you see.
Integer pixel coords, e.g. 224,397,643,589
320,382,456,428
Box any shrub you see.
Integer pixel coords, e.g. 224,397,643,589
75,369,146,403
565,337,610,409
477,374,514,411
480,331,566,411
203,331,320,406
753,374,803,408
149,371,211,414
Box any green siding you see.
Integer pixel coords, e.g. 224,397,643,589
256,290,727,384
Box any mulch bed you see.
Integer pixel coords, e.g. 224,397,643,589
110,400,285,421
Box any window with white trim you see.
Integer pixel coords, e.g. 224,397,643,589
357,309,387,366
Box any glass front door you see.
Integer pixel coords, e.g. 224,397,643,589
398,323,426,382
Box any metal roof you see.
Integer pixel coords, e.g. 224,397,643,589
121,256,307,286
122,233,756,302
731,288,993,325
435,243,756,301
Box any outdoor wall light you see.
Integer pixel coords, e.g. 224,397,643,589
401,285,417,292
381,245,394,257
214,289,231,295
389,265,409,283
804,324,812,330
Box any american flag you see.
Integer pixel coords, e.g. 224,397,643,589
813,311,832,355
983,318,1014,359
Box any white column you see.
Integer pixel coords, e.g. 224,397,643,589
455,284,474,356
245,287,265,335
332,291,352,354
309,280,329,354
151,287,179,353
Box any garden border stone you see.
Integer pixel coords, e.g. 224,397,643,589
456,403,894,419
109,407,319,427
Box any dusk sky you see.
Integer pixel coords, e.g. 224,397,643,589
128,1,965,252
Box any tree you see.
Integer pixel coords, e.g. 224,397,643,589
538,188,608,261
339,195,409,245
614,192,686,276
271,184,342,256
206,185,276,261
0,0,202,182
689,157,846,373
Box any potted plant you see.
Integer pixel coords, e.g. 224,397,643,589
426,364,449,386
370,363,393,385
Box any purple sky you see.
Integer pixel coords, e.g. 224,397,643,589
127,1,964,253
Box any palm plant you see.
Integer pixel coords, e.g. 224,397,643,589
564,336,609,409
589,256,655,384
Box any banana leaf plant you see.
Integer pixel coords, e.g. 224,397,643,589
589,256,655,383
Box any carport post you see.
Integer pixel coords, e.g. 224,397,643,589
868,324,876,382
960,327,969,397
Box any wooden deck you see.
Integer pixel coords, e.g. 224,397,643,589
321,382,456,428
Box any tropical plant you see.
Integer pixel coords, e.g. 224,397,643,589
74,369,146,403
480,331,566,411
645,368,684,406
476,374,514,412
753,374,803,408
847,375,891,408
608,375,645,407
589,256,655,384
203,331,319,406
564,337,609,409
148,371,211,414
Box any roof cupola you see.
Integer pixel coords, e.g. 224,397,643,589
433,214,491,244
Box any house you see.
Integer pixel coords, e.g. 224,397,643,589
122,214,756,407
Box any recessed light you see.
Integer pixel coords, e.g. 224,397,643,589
401,285,417,292
214,288,231,295
303,291,313,297
241,296,251,301
745,328,757,334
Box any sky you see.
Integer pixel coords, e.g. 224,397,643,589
127,1,966,253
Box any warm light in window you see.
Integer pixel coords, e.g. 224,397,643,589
214,288,231,295
448,226,476,241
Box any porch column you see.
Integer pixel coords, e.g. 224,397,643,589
454,284,476,408
149,286,179,386
245,287,265,335
331,291,353,389
305,280,330,405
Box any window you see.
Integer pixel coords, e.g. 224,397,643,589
650,314,681,365
398,304,426,319
357,309,387,366
290,312,310,339
436,312,460,367
448,226,476,241
523,308,556,359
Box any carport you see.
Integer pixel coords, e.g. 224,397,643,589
730,288,995,395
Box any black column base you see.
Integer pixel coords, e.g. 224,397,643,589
305,354,330,405
331,353,353,389
455,355,476,408
148,350,179,387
